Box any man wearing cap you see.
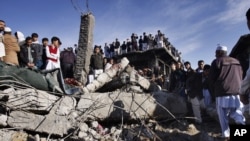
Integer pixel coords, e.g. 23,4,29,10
2,27,20,66
0,20,6,61
208,45,245,139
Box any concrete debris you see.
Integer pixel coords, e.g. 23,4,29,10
77,91,187,121
81,57,129,94
0,114,7,126
0,57,247,140
0,67,192,141
2,87,59,112
55,96,77,116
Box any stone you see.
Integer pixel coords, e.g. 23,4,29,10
77,91,187,121
0,114,7,126
0,130,16,141
81,57,129,94
2,88,59,112
55,96,77,116
79,123,89,132
7,98,72,136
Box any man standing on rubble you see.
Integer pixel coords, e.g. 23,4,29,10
209,45,245,139
90,45,104,81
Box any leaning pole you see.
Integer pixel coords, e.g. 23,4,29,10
74,13,95,85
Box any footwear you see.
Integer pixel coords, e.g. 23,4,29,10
235,121,245,125
217,135,230,141
195,119,202,124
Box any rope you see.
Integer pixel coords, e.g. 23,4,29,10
86,0,90,12
70,0,82,14
70,0,91,14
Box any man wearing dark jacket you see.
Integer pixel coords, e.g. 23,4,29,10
90,45,104,80
209,45,245,139
186,69,204,124
19,36,37,70
60,47,76,78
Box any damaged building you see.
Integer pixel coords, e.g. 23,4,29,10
0,12,190,141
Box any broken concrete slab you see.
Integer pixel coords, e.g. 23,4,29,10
1,88,59,112
0,114,7,127
81,57,129,94
77,91,187,121
7,97,73,137
55,96,77,116
0,130,30,141
127,67,150,90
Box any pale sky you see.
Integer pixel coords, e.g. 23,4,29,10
1,0,250,67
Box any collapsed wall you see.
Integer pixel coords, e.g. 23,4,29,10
74,13,95,85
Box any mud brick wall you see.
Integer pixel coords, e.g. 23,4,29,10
74,13,95,84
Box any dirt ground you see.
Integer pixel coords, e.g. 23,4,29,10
94,111,225,141
117,115,224,141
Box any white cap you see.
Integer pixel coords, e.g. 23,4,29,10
16,31,25,42
4,27,11,32
216,45,227,51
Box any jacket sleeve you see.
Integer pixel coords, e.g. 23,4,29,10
5,37,20,52
19,47,29,65
185,74,193,92
207,60,219,98
37,44,43,56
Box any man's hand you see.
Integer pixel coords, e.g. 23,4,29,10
27,62,35,67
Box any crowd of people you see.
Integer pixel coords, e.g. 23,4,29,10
1,8,250,140
0,20,181,85
101,30,181,59
167,44,248,141
167,8,250,141
87,29,182,84
0,20,76,80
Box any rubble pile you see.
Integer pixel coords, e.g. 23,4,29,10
0,82,190,140
0,57,244,141
0,57,183,140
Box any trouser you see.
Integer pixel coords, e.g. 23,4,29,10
88,74,94,84
157,41,164,48
190,97,205,123
45,69,63,93
114,49,119,56
216,104,245,137
121,50,126,54
142,43,148,51
61,63,74,78
203,89,212,106
110,52,114,58
94,69,103,79
36,59,43,70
